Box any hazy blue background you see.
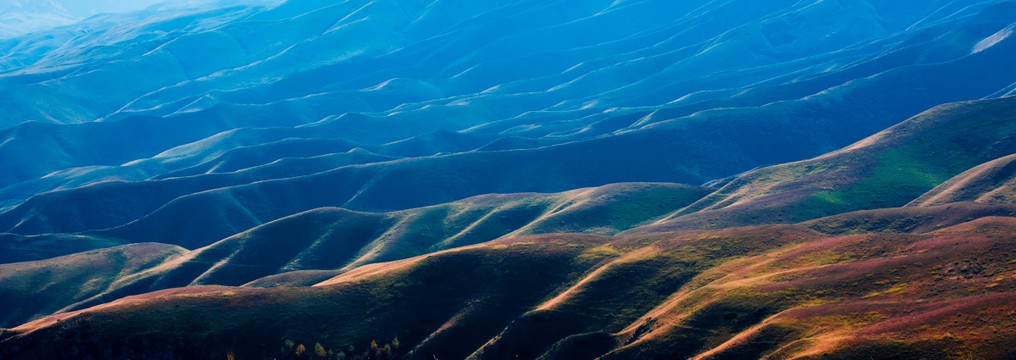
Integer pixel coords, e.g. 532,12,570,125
0,0,212,37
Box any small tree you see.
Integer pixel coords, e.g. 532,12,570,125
314,343,327,358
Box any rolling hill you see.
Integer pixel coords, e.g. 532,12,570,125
0,183,709,327
4,220,1016,359
1,0,1015,220
3,1,1016,359
0,243,185,328
3,103,1016,357
909,153,1016,207
629,96,1016,233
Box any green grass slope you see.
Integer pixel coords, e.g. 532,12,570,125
5,218,1016,359
909,153,1016,207
629,96,1016,233
0,243,186,328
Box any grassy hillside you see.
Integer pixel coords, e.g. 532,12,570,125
804,202,1016,235
4,2,1016,359
630,96,1016,233
157,183,708,287
4,218,1016,359
0,183,709,326
1,235,617,360
0,243,185,328
0,233,125,264
82,182,710,250
909,153,1016,207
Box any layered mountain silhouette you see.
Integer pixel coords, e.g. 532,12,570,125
5,96,1016,358
3,0,1016,359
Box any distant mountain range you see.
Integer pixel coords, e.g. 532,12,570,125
0,0,200,38
2,0,1016,359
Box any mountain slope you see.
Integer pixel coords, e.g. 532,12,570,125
0,183,708,325
0,243,185,328
6,93,1016,330
0,233,125,263
629,96,1016,233
2,0,1014,212
4,219,1016,359
3,1,1016,359
5,10,1016,237
804,202,1016,235
908,153,1016,207
0,0,987,128
135,183,709,285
